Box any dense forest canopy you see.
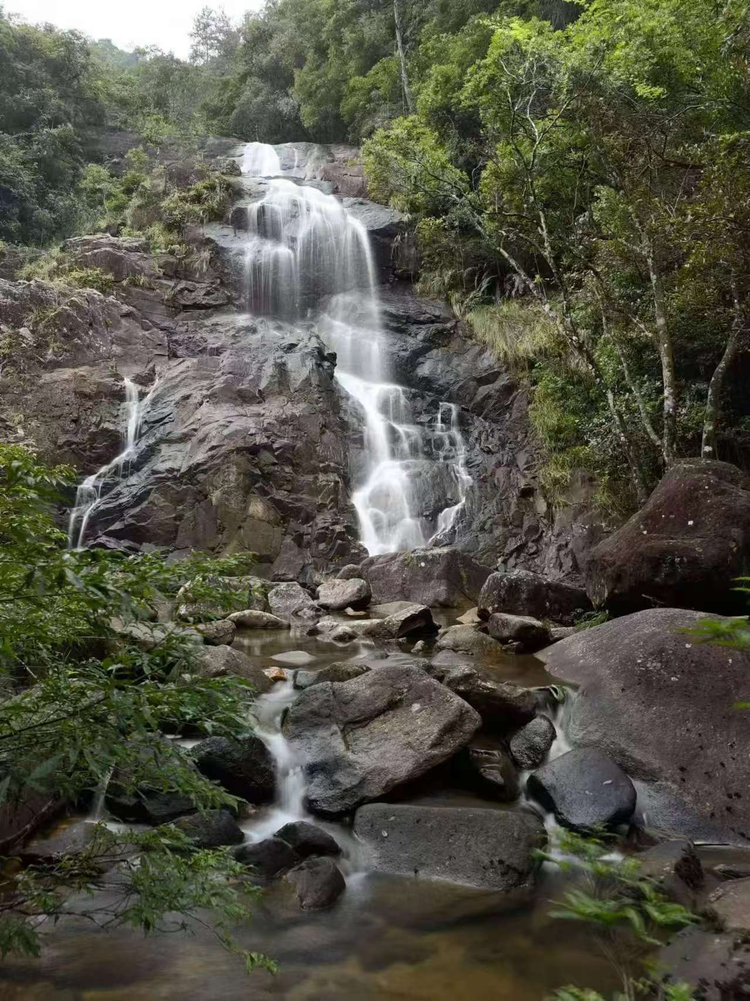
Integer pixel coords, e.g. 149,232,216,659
1,0,750,503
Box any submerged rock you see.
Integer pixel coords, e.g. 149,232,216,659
21,822,115,866
358,547,492,608
171,809,244,848
527,748,637,831
540,608,750,842
285,856,346,909
659,928,750,1000
316,578,371,611
192,733,275,803
353,803,546,891
284,662,481,816
509,715,556,770
478,569,589,626
637,840,704,909
275,820,341,858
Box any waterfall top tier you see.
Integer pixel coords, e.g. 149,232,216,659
238,141,471,556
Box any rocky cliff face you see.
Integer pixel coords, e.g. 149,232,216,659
0,141,605,581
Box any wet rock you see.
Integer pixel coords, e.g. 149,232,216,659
587,460,750,614
509,715,556,770
700,846,750,882
707,878,750,932
264,666,287,683
463,747,520,801
105,787,196,825
637,840,704,908
527,748,637,831
317,578,371,611
236,836,298,876
192,734,275,803
434,625,504,659
172,809,244,848
363,603,438,641
194,644,272,693
227,610,288,629
268,582,321,623
487,613,551,652
425,660,537,729
285,856,346,909
21,822,115,865
284,663,481,816
353,803,546,891
540,608,750,843
359,548,492,608
294,662,371,689
196,619,236,646
275,820,341,858
478,570,590,626
659,928,750,1000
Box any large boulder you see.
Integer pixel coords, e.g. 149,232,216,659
586,460,750,614
540,608,750,842
195,619,236,646
268,582,321,623
192,733,275,803
227,609,287,630
487,612,551,652
236,836,298,877
478,569,590,626
424,660,537,729
434,624,505,659
170,809,244,848
283,663,481,816
363,603,438,641
358,548,492,608
353,803,546,891
527,748,637,831
194,644,272,693
275,821,341,859
316,578,371,611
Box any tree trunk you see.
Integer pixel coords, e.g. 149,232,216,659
702,290,747,460
645,249,677,466
393,0,415,114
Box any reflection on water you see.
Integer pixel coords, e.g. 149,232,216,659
2,616,612,1000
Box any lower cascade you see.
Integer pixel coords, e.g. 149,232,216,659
67,377,144,550
240,142,472,555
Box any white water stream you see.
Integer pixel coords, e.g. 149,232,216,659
67,377,144,549
239,142,472,556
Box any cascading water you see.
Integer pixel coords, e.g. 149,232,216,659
239,142,472,555
67,377,144,550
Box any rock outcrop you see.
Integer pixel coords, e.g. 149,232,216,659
586,460,750,613
478,569,590,625
541,608,750,842
283,662,481,816
358,547,492,608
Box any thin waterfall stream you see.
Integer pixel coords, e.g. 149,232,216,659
239,142,473,555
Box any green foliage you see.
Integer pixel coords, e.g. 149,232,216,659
543,830,698,1001
0,445,265,963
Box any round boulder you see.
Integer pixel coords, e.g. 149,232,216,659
236,836,298,877
316,578,371,611
275,820,341,858
192,733,275,803
509,715,556,770
285,856,346,909
527,748,636,831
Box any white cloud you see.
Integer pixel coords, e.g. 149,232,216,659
7,0,263,59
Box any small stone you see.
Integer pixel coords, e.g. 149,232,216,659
264,666,287,683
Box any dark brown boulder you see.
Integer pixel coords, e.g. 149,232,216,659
478,569,590,626
586,459,750,614
540,608,750,843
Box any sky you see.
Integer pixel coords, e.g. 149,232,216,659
7,0,263,58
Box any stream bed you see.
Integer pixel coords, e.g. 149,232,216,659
2,618,620,1000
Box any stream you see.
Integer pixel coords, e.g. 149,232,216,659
3,621,618,1001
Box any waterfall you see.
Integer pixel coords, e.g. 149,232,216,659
67,377,143,550
239,142,472,555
